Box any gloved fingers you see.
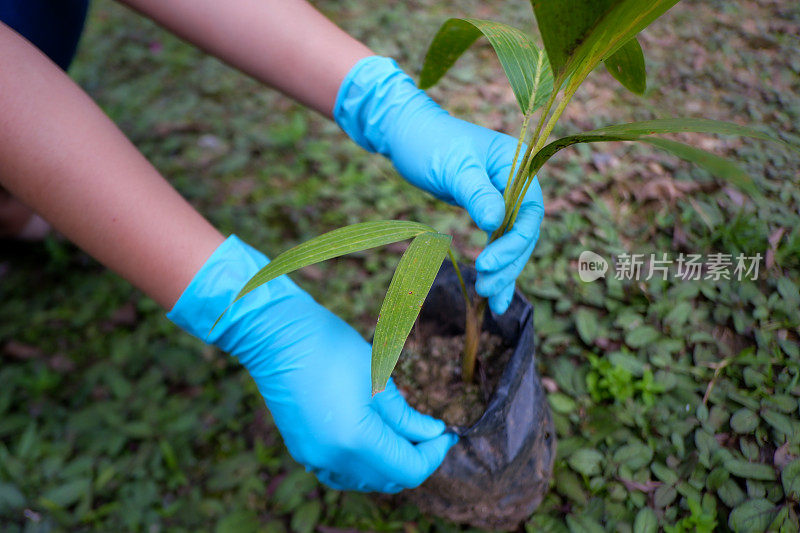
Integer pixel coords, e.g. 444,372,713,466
476,236,537,313
373,379,446,442
313,470,352,491
314,469,404,494
485,133,528,194
411,432,459,484
362,411,458,489
382,483,406,494
475,179,544,273
447,158,506,233
488,281,516,316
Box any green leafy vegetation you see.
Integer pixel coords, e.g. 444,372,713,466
1,0,799,531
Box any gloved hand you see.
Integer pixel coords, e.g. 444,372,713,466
334,56,545,315
168,235,457,493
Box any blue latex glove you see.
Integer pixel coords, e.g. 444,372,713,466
334,56,545,314
168,236,457,493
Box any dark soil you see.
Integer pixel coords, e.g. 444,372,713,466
394,330,513,427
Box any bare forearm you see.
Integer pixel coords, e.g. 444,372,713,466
117,0,373,117
0,23,224,308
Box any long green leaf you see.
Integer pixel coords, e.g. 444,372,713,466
371,232,451,394
235,220,434,303
419,18,553,115
531,118,796,170
589,118,797,150
532,0,679,92
523,117,799,194
642,138,756,193
604,37,646,95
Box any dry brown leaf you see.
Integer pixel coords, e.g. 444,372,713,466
619,478,662,493
546,198,571,214
300,264,325,282
673,223,690,249
774,442,797,470
110,302,138,327
2,341,43,360
567,188,591,205
541,377,558,393
591,152,620,173
48,354,76,373
634,177,698,203
723,187,746,208
766,227,785,270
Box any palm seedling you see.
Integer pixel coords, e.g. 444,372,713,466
218,0,798,397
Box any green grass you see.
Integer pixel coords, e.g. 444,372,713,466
1,0,799,531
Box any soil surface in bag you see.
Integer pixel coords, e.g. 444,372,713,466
396,331,513,427
399,262,556,531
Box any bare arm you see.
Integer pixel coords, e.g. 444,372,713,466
117,0,373,117
0,22,224,309
0,0,372,307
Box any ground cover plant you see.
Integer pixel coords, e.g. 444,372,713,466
1,0,799,531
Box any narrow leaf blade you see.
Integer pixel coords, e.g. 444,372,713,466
604,37,646,95
532,0,614,77
532,0,679,91
588,118,797,150
420,18,553,114
642,138,756,194
531,135,755,192
371,232,451,394
236,220,434,302
527,118,797,192
419,19,481,89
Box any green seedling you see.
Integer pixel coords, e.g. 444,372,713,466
586,354,665,406
218,0,798,395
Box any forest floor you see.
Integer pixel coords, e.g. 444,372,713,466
1,0,799,531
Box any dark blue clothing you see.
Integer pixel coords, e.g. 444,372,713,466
0,0,89,70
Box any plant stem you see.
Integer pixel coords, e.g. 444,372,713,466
463,75,583,384
503,91,556,217
461,297,485,384
503,113,531,204
449,248,484,384
505,158,547,229
447,248,471,310
529,92,557,156
503,85,578,231
533,88,574,153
